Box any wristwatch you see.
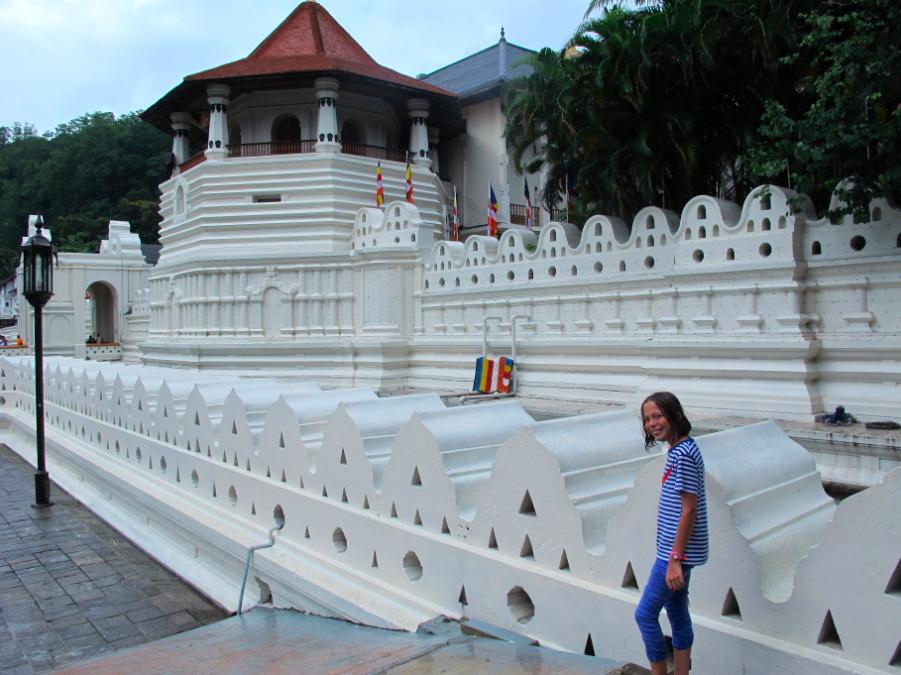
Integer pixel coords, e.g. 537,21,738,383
670,551,687,563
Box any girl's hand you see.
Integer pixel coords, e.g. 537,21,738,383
666,560,685,591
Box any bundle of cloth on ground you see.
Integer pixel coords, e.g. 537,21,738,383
472,356,514,394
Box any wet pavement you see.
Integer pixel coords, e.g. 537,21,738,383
0,444,228,674
50,608,647,675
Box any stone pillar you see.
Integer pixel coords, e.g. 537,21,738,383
314,77,341,154
205,84,231,160
408,99,430,167
170,112,193,168
428,127,441,175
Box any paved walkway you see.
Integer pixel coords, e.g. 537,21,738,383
0,444,228,674
50,608,648,675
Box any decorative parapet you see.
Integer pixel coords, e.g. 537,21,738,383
1,356,898,673
421,185,901,340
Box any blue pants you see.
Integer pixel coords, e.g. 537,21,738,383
634,558,694,663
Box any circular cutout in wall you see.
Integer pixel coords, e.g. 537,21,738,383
850,235,866,251
403,551,422,582
693,249,704,263
507,586,535,624
191,470,199,488
333,527,347,553
759,243,772,257
273,505,286,528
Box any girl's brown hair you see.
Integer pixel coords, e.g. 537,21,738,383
640,391,691,450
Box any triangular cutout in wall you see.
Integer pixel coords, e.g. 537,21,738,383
520,535,534,560
322,486,328,498
246,460,252,472
212,483,217,498
721,588,742,619
441,517,450,535
390,502,398,518
459,585,468,606
411,466,422,486
885,558,901,596
584,634,595,656
233,454,239,467
232,421,237,434
266,467,271,478
304,526,310,539
519,490,536,516
176,468,181,483
187,440,192,452
206,446,211,457
414,510,422,526
363,495,370,510
889,639,901,667
279,433,285,448
559,549,570,571
341,489,348,503
148,458,153,470
251,503,256,516
299,476,305,489
222,451,228,463
817,610,843,651
195,412,200,426
488,528,498,550
622,562,639,591
371,552,379,568
340,448,347,465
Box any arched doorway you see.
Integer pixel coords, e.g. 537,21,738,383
341,120,361,144
273,115,301,142
86,282,117,344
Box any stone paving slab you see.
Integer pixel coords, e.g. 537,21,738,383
51,608,647,675
0,444,228,673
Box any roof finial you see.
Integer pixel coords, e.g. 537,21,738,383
500,26,505,40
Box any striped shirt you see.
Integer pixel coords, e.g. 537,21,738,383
656,438,708,566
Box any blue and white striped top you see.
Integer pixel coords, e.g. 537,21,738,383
656,438,708,566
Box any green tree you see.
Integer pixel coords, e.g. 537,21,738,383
504,0,815,223
0,112,170,278
746,0,901,221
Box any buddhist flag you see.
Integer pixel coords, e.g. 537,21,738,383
452,187,460,242
495,357,514,393
473,357,495,393
524,176,533,232
487,181,499,238
566,172,578,212
376,161,385,206
405,152,414,204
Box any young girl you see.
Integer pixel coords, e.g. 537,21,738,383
634,392,708,675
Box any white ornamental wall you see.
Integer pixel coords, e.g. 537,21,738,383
418,186,901,420
1,356,899,674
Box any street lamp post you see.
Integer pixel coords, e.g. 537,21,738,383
20,216,57,508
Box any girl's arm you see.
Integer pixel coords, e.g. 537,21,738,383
665,491,698,591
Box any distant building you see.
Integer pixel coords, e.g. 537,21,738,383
0,272,18,322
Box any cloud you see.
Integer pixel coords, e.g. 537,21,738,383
0,0,587,132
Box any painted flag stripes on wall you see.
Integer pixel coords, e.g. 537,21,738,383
473,357,495,393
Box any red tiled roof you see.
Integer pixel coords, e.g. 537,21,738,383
185,1,452,97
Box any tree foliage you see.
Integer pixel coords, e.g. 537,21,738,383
745,0,901,222
503,0,818,223
0,112,170,279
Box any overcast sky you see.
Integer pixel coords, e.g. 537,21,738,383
0,0,594,133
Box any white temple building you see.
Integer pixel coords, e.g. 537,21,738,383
5,4,901,673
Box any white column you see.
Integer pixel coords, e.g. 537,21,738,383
314,77,341,154
408,99,430,167
428,127,441,175
170,112,192,168
205,84,230,160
